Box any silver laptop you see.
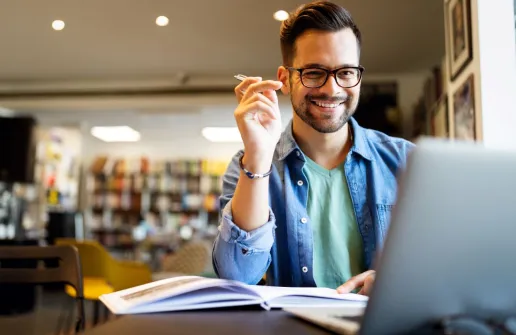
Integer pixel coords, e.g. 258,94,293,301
285,137,516,335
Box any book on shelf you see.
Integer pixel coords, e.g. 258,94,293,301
100,275,368,314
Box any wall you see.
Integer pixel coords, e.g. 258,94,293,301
363,72,431,138
442,0,516,146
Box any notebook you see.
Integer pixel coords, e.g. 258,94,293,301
99,275,368,314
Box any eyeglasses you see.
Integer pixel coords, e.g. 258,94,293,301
427,314,516,335
287,66,365,89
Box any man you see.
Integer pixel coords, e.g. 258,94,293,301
212,1,414,296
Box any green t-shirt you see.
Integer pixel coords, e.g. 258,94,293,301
303,156,365,289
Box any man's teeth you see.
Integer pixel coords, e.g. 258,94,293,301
313,101,341,108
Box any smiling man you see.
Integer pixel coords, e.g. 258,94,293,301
212,0,414,295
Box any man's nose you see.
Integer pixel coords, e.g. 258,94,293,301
317,74,347,98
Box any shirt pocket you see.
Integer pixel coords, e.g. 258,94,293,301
376,204,394,243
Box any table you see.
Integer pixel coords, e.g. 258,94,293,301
82,309,332,335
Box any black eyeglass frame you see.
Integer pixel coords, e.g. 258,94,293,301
286,65,365,89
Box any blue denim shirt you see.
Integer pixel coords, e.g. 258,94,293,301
212,117,415,287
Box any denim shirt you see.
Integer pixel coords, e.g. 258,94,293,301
212,117,415,287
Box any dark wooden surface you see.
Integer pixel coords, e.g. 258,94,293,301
82,309,332,335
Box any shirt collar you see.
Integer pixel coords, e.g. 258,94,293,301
348,117,374,161
276,117,374,161
276,119,298,161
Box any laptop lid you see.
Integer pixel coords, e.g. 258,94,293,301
360,138,516,335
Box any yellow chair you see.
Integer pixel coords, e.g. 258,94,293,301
55,238,152,326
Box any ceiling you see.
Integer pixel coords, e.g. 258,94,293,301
0,0,445,83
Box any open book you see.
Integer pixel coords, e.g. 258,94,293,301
100,275,368,314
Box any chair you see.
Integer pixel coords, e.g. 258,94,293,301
152,241,212,281
0,239,40,315
0,245,85,334
54,238,152,325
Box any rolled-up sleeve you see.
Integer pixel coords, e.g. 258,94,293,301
212,150,276,284
218,198,276,252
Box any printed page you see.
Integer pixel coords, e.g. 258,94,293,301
129,285,262,313
248,285,368,305
266,296,368,309
100,275,259,314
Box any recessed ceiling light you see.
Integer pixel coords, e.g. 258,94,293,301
202,127,242,143
52,20,65,31
273,10,289,21
156,16,169,27
91,126,141,142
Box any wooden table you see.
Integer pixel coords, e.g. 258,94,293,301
82,309,332,335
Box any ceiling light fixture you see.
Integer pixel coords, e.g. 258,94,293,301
91,126,141,142
156,16,169,27
202,127,242,143
273,10,289,21
52,20,65,31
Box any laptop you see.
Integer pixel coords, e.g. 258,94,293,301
285,137,516,335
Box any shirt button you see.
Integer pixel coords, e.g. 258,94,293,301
300,217,308,224
302,266,308,273
296,151,301,157
297,180,304,186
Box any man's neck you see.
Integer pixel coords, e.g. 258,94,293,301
292,116,353,170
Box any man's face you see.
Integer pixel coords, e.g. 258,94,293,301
279,29,361,133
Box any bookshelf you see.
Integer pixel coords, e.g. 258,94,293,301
18,127,82,240
85,156,228,253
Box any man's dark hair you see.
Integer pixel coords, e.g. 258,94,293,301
279,1,362,66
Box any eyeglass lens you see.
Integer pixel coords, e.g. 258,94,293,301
301,68,360,88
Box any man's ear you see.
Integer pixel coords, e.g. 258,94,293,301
277,66,290,95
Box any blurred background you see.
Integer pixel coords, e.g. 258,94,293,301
0,0,448,264
0,0,514,317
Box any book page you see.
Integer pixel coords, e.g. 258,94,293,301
120,277,207,302
100,276,259,314
267,296,368,309
248,285,368,304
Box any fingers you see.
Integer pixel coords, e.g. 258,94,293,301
261,89,281,119
360,273,376,296
236,88,280,121
251,90,281,120
235,77,261,103
234,77,283,125
337,270,376,294
242,99,277,121
234,77,283,107
243,81,282,120
356,275,374,295
243,80,283,103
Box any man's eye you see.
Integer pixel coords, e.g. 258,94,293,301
304,71,325,77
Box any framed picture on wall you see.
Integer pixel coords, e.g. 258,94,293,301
446,0,473,80
453,73,476,140
431,95,449,138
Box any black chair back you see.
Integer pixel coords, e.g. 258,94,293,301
0,239,39,315
0,245,85,333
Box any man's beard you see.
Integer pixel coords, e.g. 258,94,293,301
292,93,358,133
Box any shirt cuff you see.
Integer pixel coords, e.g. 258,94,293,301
218,199,276,252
